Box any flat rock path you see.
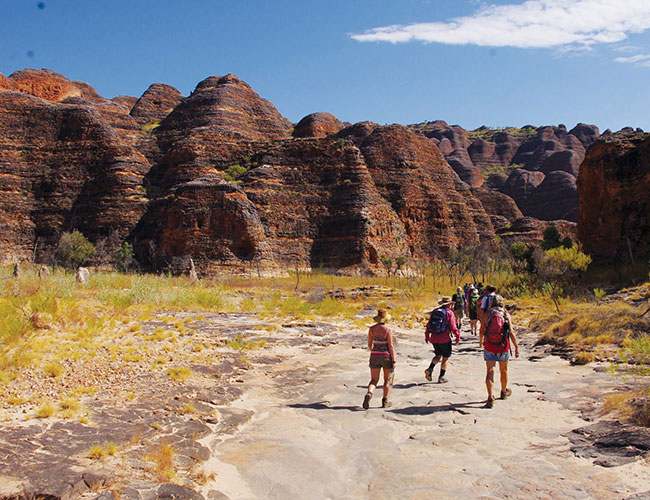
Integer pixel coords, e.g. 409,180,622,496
2,314,649,500
201,321,650,500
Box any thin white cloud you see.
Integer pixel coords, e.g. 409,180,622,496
614,54,650,67
351,0,650,50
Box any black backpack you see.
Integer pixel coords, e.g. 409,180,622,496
427,308,448,335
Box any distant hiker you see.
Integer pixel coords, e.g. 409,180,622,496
466,285,479,336
479,295,519,408
477,285,497,333
452,286,465,329
363,309,396,409
424,296,460,384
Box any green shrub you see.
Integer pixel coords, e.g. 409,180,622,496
223,164,249,182
55,231,96,270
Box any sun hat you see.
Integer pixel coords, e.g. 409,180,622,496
373,309,391,323
438,296,454,307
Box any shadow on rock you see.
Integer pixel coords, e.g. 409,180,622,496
389,401,485,415
288,401,363,412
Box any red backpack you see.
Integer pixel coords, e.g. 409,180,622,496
486,307,508,349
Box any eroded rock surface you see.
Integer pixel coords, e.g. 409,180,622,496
578,130,650,259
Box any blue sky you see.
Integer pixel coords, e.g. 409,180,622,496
2,0,650,132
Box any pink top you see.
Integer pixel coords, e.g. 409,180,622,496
426,308,460,344
369,324,391,357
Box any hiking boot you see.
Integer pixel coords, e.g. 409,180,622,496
484,396,495,409
500,388,512,400
438,376,448,384
424,369,432,381
382,398,392,408
362,392,372,410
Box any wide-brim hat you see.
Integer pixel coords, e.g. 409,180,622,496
422,297,455,316
438,296,454,307
373,309,391,323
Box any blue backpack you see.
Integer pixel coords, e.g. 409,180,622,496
427,308,447,335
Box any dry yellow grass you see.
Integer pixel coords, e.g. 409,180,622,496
145,444,176,482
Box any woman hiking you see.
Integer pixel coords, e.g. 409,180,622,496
363,309,396,409
479,295,520,408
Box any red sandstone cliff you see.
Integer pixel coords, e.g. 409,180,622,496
0,68,590,273
577,129,650,260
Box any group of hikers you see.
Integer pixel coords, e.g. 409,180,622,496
363,283,520,410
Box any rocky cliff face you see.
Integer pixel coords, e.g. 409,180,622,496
409,121,603,223
577,129,650,260
0,68,601,273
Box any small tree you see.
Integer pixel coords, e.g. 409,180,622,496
380,255,393,284
116,242,134,272
536,244,592,314
55,230,96,270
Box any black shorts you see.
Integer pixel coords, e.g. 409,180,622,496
433,341,452,358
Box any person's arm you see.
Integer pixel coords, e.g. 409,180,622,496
507,313,519,358
387,329,396,365
479,315,486,348
447,308,460,344
368,328,373,351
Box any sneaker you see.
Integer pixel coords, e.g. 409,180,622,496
382,398,392,408
500,388,512,400
484,396,495,409
424,369,432,382
438,376,448,384
362,393,372,410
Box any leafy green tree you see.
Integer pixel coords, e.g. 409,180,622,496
541,226,562,250
55,231,96,270
536,244,592,314
510,242,537,275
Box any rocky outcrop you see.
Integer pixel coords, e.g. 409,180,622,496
0,83,149,262
111,94,138,110
570,123,600,149
577,130,650,259
0,67,604,271
446,149,483,188
497,217,577,247
135,124,500,273
500,168,546,208
130,83,184,125
155,74,292,151
293,112,344,138
408,121,603,222
2,68,104,103
471,188,523,230
523,171,579,222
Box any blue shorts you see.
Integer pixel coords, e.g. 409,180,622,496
484,350,510,362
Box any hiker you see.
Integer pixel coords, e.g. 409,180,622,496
479,295,520,408
466,284,479,335
477,285,497,333
424,296,460,384
363,309,396,409
452,286,465,329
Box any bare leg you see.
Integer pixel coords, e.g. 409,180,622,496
440,357,449,372
364,367,381,409
382,368,391,399
485,361,496,399
367,367,380,395
499,361,508,393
